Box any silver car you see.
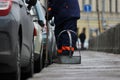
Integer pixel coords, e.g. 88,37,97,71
0,0,36,79
38,2,57,65
33,0,57,66
30,2,44,73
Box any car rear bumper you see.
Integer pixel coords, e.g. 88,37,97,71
0,53,17,73
0,32,17,74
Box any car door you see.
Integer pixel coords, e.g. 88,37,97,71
20,0,34,67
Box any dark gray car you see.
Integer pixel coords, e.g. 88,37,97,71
0,0,36,79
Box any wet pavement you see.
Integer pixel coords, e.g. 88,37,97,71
28,51,120,80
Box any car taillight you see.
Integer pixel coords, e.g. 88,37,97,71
34,27,37,36
0,0,12,16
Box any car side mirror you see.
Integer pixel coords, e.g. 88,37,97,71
50,17,55,26
50,20,55,26
26,0,37,10
38,20,44,27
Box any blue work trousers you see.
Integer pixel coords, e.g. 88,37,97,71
55,19,78,51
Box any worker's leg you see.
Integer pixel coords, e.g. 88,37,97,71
61,19,77,55
54,23,64,54
55,19,78,55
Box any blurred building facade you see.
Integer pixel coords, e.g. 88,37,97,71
78,0,120,39
40,0,120,39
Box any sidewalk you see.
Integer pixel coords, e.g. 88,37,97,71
28,51,120,80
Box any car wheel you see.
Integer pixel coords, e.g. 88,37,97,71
12,39,21,80
48,49,53,65
25,38,34,78
34,56,40,73
42,49,46,68
52,44,57,59
40,44,43,70
34,44,43,73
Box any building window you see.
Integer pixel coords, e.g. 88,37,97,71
82,0,85,8
118,0,120,13
96,0,98,11
116,0,118,13
89,0,92,5
109,0,112,13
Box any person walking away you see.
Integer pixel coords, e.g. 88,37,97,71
48,0,80,56
79,28,86,50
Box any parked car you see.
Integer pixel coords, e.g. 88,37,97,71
33,24,43,73
35,1,57,65
0,0,36,79
30,2,44,73
48,17,57,61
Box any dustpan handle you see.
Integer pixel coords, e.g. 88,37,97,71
67,30,72,57
58,30,80,56
67,30,81,57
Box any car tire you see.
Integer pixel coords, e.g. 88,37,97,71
48,50,53,65
52,43,57,59
25,38,34,78
12,38,21,80
43,49,50,67
42,49,46,68
40,44,43,71
34,44,43,73
34,57,40,73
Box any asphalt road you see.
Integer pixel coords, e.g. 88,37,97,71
28,51,120,80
